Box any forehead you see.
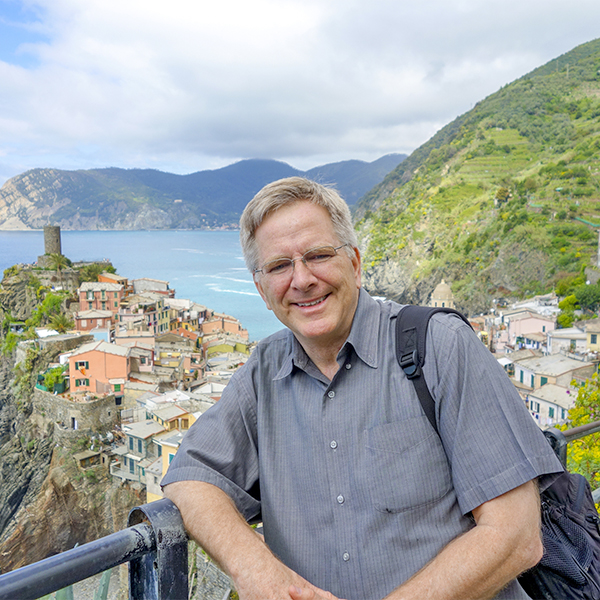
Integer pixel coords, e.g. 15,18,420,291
255,202,337,258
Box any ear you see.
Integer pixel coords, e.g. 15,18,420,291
254,276,273,311
350,246,362,289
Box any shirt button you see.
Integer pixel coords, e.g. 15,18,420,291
330,440,338,449
345,363,352,370
337,494,345,504
327,390,335,398
342,552,350,562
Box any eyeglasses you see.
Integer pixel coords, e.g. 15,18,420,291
253,244,348,278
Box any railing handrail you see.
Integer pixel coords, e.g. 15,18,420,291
0,522,154,600
0,497,188,600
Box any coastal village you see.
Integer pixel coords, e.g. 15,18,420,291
7,227,252,507
1,226,600,598
7,226,598,511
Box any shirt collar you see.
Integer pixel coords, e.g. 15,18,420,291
273,288,381,380
342,288,379,369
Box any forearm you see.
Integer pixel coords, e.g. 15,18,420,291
163,480,272,579
385,481,542,600
163,480,340,600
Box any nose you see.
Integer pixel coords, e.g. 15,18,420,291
290,257,318,289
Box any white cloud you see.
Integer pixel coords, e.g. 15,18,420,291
0,0,599,183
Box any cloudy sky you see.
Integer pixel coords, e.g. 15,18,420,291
0,0,599,185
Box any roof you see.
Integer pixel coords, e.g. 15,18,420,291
76,309,114,319
505,310,555,323
431,280,453,300
123,420,165,439
71,340,130,358
79,282,123,291
514,354,593,377
150,404,188,421
155,429,186,448
528,384,577,409
548,327,586,340
522,332,547,343
73,450,101,461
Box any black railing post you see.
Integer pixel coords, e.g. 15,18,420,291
127,498,189,600
543,428,568,467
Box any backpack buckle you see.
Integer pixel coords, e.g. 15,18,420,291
399,350,420,379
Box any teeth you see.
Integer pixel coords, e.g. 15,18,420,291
297,296,326,307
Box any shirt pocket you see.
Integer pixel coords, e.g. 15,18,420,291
365,416,452,513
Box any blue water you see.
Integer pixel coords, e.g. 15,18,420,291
0,230,282,342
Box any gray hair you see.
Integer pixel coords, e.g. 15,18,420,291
240,177,358,272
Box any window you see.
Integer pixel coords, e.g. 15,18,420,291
540,377,548,386
138,439,142,453
88,302,93,310
530,374,535,387
114,384,121,392
530,401,540,413
169,453,175,464
157,445,162,457
75,361,89,370
519,370,524,383
549,407,555,418
592,334,598,345
81,319,87,327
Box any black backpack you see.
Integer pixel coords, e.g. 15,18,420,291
395,305,600,600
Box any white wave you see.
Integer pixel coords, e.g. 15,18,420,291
207,284,260,297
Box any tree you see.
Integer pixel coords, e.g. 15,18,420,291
562,374,600,492
49,313,74,334
47,253,70,289
574,282,600,312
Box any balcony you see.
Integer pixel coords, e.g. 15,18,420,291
1,422,599,600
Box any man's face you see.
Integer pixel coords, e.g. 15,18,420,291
253,201,361,353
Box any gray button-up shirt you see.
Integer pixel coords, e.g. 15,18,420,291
163,289,562,599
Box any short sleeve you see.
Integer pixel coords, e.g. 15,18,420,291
423,314,563,514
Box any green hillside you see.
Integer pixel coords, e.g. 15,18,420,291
356,38,600,314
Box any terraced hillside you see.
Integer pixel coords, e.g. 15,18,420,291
356,38,600,315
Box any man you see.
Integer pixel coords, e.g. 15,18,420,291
163,177,563,600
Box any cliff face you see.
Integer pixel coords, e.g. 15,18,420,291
0,276,144,573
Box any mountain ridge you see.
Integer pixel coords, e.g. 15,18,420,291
0,154,405,230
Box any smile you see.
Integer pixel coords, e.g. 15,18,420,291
295,294,329,308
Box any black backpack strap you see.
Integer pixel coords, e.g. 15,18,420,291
395,305,472,433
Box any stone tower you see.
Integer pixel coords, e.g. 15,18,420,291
44,225,62,256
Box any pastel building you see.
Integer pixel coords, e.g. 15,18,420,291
69,340,131,404
79,282,124,314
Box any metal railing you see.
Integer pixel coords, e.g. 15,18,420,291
1,421,599,600
0,498,188,600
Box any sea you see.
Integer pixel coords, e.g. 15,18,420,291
0,230,283,342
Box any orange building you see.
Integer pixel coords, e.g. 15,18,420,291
69,340,131,404
201,313,248,340
78,282,124,315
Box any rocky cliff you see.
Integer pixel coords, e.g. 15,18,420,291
0,275,145,575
